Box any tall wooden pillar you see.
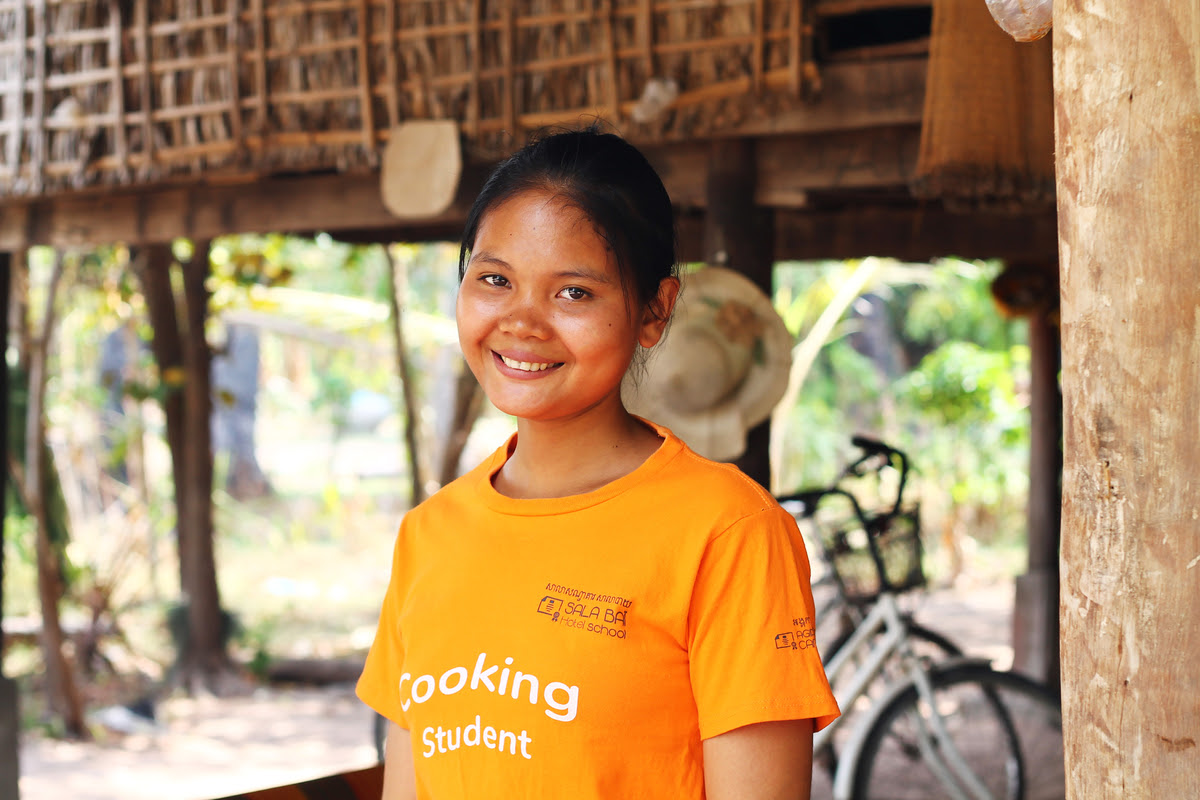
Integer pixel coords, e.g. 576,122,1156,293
0,250,20,800
1055,1,1200,796
1013,306,1061,687
704,138,775,487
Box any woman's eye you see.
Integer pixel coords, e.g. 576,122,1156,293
482,274,509,288
561,287,589,300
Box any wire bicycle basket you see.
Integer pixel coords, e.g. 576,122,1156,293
823,505,925,604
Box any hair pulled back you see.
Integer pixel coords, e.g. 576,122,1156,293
458,126,678,317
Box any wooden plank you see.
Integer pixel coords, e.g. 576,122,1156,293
382,0,399,128
816,0,928,15
713,57,925,136
30,0,46,194
503,1,516,139
646,126,919,208
8,0,26,185
227,0,244,157
251,0,267,136
827,37,929,62
466,0,481,137
1,171,447,248
136,0,155,172
603,0,620,121
755,126,918,202
355,0,375,155
108,0,129,181
752,0,765,94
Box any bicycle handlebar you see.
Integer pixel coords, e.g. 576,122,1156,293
845,436,910,517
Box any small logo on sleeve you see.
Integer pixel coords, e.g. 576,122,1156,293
775,617,816,651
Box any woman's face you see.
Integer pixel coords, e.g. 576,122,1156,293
456,188,671,426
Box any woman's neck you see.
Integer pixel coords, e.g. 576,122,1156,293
493,409,664,499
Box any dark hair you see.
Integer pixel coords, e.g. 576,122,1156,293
458,126,677,317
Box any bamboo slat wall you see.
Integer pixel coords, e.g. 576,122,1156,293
0,0,818,198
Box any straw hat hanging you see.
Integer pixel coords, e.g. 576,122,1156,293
623,266,793,462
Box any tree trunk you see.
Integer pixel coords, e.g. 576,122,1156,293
135,242,233,691
176,240,232,688
22,251,86,737
1055,2,1200,796
387,249,426,507
437,362,484,487
134,245,187,590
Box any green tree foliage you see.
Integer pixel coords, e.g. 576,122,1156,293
774,258,1032,561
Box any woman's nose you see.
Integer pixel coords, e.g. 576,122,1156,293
498,295,551,339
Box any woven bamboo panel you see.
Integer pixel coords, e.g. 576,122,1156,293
0,0,816,199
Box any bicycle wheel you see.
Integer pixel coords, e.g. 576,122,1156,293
848,664,1063,800
817,619,963,777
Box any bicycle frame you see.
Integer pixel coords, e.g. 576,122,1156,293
817,592,996,800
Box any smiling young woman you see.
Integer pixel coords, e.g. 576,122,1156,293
358,127,839,800
455,188,679,498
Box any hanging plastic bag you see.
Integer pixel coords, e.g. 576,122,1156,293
984,0,1052,42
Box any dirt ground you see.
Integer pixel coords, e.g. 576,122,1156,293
16,578,1016,800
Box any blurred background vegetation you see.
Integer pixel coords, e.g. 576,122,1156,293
3,238,1032,733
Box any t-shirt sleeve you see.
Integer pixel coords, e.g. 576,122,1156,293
356,528,410,729
687,506,840,739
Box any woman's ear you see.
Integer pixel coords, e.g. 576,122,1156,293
638,276,681,349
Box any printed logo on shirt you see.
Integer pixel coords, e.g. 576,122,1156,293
536,582,634,642
537,596,562,617
775,616,816,651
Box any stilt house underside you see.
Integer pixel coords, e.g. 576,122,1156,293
0,0,1057,264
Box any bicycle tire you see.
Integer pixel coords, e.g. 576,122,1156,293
817,620,963,778
848,663,1063,800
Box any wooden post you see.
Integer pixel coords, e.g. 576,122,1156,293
1055,1,1200,796
704,138,774,487
1012,305,1061,687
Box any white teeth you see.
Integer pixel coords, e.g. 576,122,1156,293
500,355,558,372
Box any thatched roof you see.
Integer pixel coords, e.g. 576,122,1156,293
0,0,823,199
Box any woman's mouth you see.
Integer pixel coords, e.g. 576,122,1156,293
498,353,563,372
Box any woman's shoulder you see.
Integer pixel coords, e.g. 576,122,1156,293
647,429,784,519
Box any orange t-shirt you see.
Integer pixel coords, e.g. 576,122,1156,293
357,424,839,798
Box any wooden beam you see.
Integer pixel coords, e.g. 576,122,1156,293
704,139,774,486
649,126,920,209
0,167,487,249
2,122,926,249
3,179,1057,265
708,57,926,137
764,205,1058,263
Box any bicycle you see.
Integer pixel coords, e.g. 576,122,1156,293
782,437,1063,799
779,437,962,776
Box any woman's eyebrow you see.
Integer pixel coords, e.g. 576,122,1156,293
556,267,614,284
467,250,508,268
